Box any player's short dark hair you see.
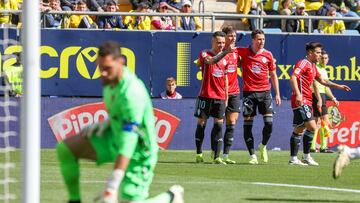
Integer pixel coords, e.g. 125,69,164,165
107,0,117,6
98,41,122,59
251,29,265,39
76,0,86,5
321,50,328,56
327,7,336,15
138,2,150,9
212,31,226,38
305,42,322,52
222,25,236,35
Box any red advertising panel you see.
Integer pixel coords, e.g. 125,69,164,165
48,102,181,149
326,101,360,148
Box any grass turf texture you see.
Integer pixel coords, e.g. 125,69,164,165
1,150,360,202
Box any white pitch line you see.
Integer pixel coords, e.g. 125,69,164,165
252,182,360,193
41,180,360,194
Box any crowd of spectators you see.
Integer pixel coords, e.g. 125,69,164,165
237,0,360,34
0,0,359,33
0,0,202,31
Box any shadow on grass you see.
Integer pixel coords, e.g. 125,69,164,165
245,198,358,202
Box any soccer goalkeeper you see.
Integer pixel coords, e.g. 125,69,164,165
56,41,183,203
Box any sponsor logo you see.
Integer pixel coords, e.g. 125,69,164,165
326,102,360,148
212,68,224,77
47,102,181,149
251,64,261,74
227,65,236,73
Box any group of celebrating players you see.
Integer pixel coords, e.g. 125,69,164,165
193,26,351,166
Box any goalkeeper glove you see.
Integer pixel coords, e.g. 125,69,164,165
94,169,124,203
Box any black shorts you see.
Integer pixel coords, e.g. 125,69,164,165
194,96,226,119
312,93,327,117
293,105,314,127
227,94,241,113
242,91,273,117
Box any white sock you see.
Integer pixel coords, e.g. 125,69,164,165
250,154,257,159
223,154,228,158
290,156,298,162
303,153,311,159
347,147,360,159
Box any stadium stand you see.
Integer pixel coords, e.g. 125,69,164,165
1,0,360,32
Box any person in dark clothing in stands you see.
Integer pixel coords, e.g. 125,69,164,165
130,0,160,10
286,2,310,33
98,1,124,29
177,0,202,31
60,0,77,10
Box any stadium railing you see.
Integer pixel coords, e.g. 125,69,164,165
0,9,360,34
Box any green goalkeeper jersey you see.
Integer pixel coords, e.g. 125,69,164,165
103,66,158,163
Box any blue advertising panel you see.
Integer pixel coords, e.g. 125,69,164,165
40,30,152,96
0,29,360,99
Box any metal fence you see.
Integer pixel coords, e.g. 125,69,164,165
0,9,360,34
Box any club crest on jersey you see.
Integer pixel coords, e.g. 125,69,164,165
251,64,261,74
262,57,267,64
212,68,224,77
227,65,236,73
201,52,207,57
222,59,227,66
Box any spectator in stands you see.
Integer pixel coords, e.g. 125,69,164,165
44,0,63,28
305,0,325,28
0,0,19,27
162,0,182,11
66,0,98,28
280,0,292,31
237,0,263,30
151,2,176,30
305,0,324,15
286,2,310,33
1,53,23,97
160,77,182,99
131,0,160,10
326,0,360,29
40,0,51,12
263,0,281,28
87,0,120,12
177,0,202,31
318,7,346,34
60,0,77,11
124,2,151,30
98,1,124,29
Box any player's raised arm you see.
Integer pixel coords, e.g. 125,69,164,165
315,75,351,91
203,48,232,65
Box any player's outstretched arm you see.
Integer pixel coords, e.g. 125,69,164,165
204,48,233,65
290,75,302,106
270,70,281,106
315,76,351,91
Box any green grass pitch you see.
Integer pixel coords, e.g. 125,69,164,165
1,150,360,202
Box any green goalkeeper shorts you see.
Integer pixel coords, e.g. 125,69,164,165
88,127,156,201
